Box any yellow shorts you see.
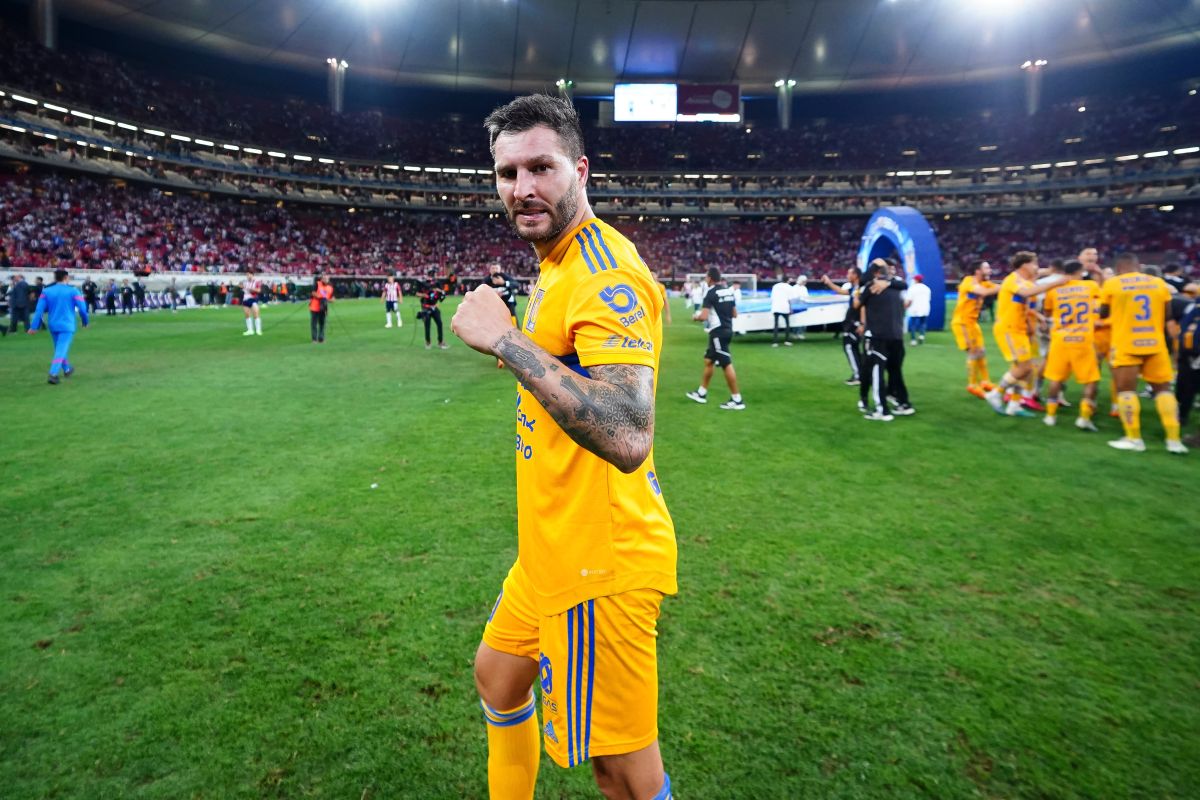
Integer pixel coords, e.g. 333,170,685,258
1110,349,1174,385
995,329,1033,365
952,321,984,352
1044,344,1100,384
1094,330,1111,359
483,561,663,768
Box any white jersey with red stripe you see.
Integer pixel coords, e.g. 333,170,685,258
244,278,262,298
383,282,401,302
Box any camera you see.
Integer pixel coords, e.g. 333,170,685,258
417,309,431,321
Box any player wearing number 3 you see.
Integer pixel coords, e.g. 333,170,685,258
1101,252,1186,453
451,95,677,800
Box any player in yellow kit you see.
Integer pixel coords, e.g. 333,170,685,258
1100,252,1187,454
985,252,1066,416
951,259,1001,398
1040,259,1102,431
452,95,677,800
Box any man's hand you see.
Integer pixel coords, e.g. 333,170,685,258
27,329,38,335
451,284,516,356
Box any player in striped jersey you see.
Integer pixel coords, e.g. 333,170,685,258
382,276,403,328
241,270,263,336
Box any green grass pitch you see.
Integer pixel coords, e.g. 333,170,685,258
1,297,1196,799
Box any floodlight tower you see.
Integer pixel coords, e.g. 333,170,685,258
32,0,56,50
327,58,348,114
555,78,574,103
775,79,796,130
1020,59,1048,116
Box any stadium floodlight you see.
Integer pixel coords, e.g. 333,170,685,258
382,164,400,170
402,165,421,171
0,124,26,133
11,94,38,105
125,150,134,156
102,146,112,152
194,139,214,146
1143,150,1168,158
318,157,335,164
934,169,952,175
1020,60,1032,69
980,167,1001,172
1030,163,1051,169
1077,106,1086,112
170,134,191,142
425,167,442,172
1054,161,1077,167
978,145,997,151
443,167,460,173
896,170,915,176
70,110,94,120
268,151,287,157
243,147,262,154
44,133,57,140
76,140,88,146
1082,158,1106,165
293,154,312,161
1173,146,1199,155
1005,165,1025,171
1159,205,1175,211
222,144,240,151
94,116,114,125
916,170,933,176
144,129,165,136
1115,154,1139,161
44,103,68,112
117,122,137,131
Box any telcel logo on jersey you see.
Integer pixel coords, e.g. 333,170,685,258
602,334,654,352
599,284,639,314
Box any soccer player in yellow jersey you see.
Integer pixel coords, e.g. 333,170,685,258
1040,259,1102,430
1078,247,1117,414
951,259,1001,398
452,95,677,800
984,251,1067,416
1100,252,1187,454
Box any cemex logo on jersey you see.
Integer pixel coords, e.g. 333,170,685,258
603,334,654,352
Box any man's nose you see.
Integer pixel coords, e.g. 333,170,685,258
512,168,536,201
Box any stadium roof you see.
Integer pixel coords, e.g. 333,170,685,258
54,0,1200,95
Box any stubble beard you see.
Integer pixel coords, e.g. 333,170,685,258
508,187,579,246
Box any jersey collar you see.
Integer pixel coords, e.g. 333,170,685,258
540,216,602,269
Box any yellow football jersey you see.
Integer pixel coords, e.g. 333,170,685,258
516,217,677,617
1044,280,1099,348
996,272,1035,334
951,276,994,325
1101,273,1172,355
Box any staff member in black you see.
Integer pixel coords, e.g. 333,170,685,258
487,266,519,323
81,277,99,315
133,279,147,312
858,259,915,420
120,280,134,315
7,274,31,334
417,283,448,350
822,267,863,385
686,266,745,410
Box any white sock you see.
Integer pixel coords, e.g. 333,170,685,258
245,318,254,332
255,317,262,334
697,387,707,396
732,393,742,403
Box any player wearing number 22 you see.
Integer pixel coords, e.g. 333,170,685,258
1100,252,1186,454
450,94,676,800
1040,260,1102,430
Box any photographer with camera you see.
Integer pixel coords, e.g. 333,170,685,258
309,274,334,343
417,281,448,350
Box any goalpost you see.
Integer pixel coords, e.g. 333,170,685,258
684,273,758,292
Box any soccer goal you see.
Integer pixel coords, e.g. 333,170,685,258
684,273,758,292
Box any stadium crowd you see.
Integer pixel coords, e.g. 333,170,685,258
2,171,1196,281
3,20,1197,171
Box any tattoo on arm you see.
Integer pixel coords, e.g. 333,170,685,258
492,330,655,473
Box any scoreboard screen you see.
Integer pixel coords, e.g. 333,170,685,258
613,83,677,122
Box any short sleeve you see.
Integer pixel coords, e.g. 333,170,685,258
567,274,661,369
702,288,716,310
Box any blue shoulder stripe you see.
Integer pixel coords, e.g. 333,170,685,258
575,233,598,274
581,226,609,272
588,223,620,271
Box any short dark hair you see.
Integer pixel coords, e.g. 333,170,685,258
706,266,722,282
1114,252,1138,266
968,259,987,275
54,268,69,282
1061,259,1084,275
1164,262,1182,274
484,94,585,162
1011,251,1037,270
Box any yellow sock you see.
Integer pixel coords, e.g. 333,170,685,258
977,360,991,385
1080,399,1095,421
966,360,979,387
1155,393,1181,441
1046,401,1059,418
1117,391,1141,440
483,697,539,800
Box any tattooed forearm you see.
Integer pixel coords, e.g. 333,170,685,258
491,331,655,473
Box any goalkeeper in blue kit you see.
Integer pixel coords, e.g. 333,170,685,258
29,269,89,384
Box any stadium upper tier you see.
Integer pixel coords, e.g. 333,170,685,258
1,21,1197,173
2,172,1196,280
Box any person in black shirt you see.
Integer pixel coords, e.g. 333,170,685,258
418,283,449,350
822,267,863,385
686,266,745,410
120,280,135,315
858,260,914,420
81,278,99,315
7,274,31,333
488,265,519,323
1163,263,1187,295
132,279,147,312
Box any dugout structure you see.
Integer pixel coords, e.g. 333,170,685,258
856,206,947,330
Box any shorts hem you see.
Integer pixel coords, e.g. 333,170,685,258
546,731,659,768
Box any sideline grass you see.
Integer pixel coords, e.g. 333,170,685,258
1,298,1196,799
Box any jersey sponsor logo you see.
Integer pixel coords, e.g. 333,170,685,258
599,284,639,315
647,471,662,496
602,334,654,352
539,653,553,694
620,307,646,327
524,287,546,333
516,392,537,432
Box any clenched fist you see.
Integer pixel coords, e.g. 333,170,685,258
451,283,516,356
